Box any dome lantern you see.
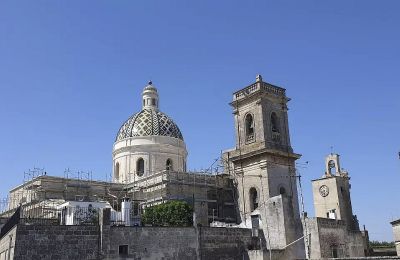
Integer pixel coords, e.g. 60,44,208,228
142,81,159,110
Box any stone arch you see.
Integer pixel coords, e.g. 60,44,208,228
245,113,255,142
328,160,337,175
279,185,287,196
271,112,280,133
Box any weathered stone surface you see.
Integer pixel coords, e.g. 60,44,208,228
1,224,268,260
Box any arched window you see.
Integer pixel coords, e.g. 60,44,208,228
249,187,259,211
115,162,120,181
166,159,173,171
279,186,286,196
271,112,280,133
245,114,255,142
136,158,144,176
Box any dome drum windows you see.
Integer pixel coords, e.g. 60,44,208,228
136,158,145,176
245,113,255,143
271,112,281,142
166,159,173,171
115,162,120,181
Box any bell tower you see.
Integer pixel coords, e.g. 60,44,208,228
312,154,359,230
232,74,293,153
223,75,305,258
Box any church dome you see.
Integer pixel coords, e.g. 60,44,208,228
115,81,184,142
115,109,183,141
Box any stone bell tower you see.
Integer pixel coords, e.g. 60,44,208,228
223,75,305,259
312,153,359,230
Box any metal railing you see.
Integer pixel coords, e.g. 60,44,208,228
1,206,100,227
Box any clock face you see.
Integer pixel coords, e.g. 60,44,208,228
319,185,329,197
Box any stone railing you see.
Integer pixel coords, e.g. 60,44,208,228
233,82,286,101
261,82,286,96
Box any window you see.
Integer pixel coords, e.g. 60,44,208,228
136,158,144,176
245,114,255,142
133,202,140,216
143,99,145,106
151,98,156,106
327,209,336,219
249,187,259,211
331,245,338,258
166,159,173,171
119,245,128,256
115,162,120,181
279,186,286,195
271,112,280,133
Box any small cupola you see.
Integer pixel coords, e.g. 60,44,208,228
142,81,159,110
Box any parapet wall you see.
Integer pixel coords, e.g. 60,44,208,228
1,224,261,260
14,225,99,260
102,226,256,260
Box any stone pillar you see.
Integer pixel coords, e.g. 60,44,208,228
99,208,111,256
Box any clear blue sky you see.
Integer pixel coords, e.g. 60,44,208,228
0,1,399,241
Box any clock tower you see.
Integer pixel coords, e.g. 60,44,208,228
311,153,359,230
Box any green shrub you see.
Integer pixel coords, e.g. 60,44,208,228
142,200,193,227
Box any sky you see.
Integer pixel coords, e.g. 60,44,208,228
0,1,399,241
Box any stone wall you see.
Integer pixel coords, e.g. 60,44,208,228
391,220,400,256
305,217,368,259
102,226,258,260
199,227,254,260
102,226,198,260
0,223,266,260
13,225,99,260
0,222,282,260
0,226,16,260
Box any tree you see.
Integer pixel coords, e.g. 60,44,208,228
142,200,193,227
369,240,395,248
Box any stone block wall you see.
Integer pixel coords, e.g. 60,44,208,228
305,217,367,259
199,227,254,260
102,226,260,260
13,225,99,260
102,226,198,260
1,224,267,260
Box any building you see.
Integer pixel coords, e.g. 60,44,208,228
222,75,305,259
391,219,400,256
303,154,369,258
3,75,369,259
